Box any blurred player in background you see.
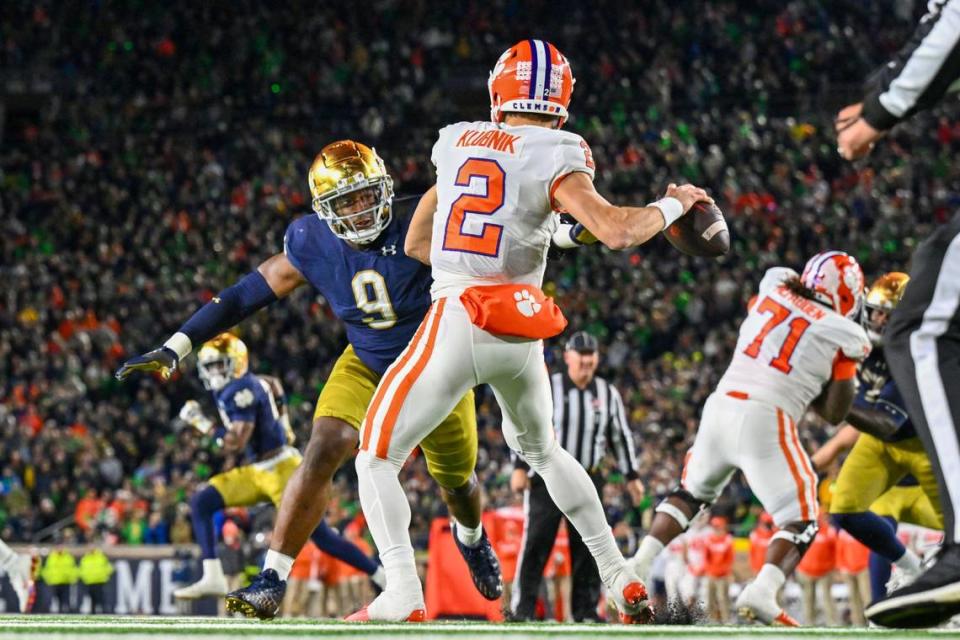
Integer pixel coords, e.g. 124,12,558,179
630,253,871,626
836,527,871,625
160,333,382,600
347,38,712,622
834,0,960,626
117,141,503,618
794,514,838,626
702,516,734,623
0,540,37,613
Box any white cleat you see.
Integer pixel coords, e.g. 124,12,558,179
9,553,39,613
886,565,921,594
607,566,654,624
345,589,426,622
736,581,799,626
174,573,228,599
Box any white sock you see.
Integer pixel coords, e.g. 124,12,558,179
632,536,665,581
754,563,786,594
202,558,225,581
455,521,483,547
895,548,922,574
263,549,295,581
371,565,387,590
0,538,17,572
529,442,624,584
356,451,422,601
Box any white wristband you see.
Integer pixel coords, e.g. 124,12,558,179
648,197,685,228
551,223,580,249
163,332,193,361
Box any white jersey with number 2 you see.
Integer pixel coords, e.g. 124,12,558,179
428,121,595,299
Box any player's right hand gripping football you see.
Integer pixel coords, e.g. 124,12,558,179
115,347,179,381
665,182,713,213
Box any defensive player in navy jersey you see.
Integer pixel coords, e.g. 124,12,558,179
169,333,383,599
813,273,943,599
116,141,501,618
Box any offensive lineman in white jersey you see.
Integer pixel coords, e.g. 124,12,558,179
629,252,873,626
346,39,713,622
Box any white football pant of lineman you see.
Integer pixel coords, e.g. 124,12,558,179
651,392,817,622
682,393,818,526
356,298,638,620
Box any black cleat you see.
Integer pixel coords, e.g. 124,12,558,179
225,568,286,620
866,543,960,628
452,524,503,601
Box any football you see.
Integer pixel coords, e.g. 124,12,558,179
664,201,730,257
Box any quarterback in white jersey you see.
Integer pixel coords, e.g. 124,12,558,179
427,120,596,297
630,251,871,627
347,38,713,623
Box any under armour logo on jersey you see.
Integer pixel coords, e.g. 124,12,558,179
381,244,397,256
514,289,541,317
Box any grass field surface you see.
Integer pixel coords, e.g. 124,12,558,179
1,616,959,640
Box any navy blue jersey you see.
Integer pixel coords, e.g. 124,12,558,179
283,196,432,375
854,347,915,441
214,372,289,459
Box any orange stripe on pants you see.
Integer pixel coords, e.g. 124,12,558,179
788,415,819,518
375,298,447,459
681,451,693,488
360,300,440,452
777,408,809,521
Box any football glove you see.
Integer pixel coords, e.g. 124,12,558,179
179,400,214,434
115,347,179,381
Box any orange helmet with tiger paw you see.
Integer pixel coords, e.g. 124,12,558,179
488,39,575,127
800,251,866,320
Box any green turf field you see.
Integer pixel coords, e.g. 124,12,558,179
1,616,959,640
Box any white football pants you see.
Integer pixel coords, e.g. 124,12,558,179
682,392,819,526
355,296,626,607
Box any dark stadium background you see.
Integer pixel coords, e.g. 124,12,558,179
2,0,958,617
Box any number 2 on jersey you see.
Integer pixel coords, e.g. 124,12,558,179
743,297,811,373
443,158,505,257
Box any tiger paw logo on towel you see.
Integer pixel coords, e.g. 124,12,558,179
513,289,542,318
461,284,566,339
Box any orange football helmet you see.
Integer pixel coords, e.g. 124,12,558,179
488,39,575,127
800,251,866,319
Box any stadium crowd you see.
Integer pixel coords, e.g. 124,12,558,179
2,0,959,559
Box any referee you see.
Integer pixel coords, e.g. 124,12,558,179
509,331,643,621
835,0,960,627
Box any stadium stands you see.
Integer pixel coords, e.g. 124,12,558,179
2,1,956,562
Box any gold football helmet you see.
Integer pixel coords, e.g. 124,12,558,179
863,272,910,345
309,140,394,244
197,333,249,391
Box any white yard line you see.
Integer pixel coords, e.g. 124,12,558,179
0,616,949,636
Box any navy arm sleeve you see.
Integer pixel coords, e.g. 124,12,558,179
178,270,277,348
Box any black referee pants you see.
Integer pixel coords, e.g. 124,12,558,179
511,473,605,621
886,212,960,544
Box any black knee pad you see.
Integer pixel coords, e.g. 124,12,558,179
772,520,819,556
670,488,709,513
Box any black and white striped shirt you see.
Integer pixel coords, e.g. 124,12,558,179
516,372,640,479
862,0,960,130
